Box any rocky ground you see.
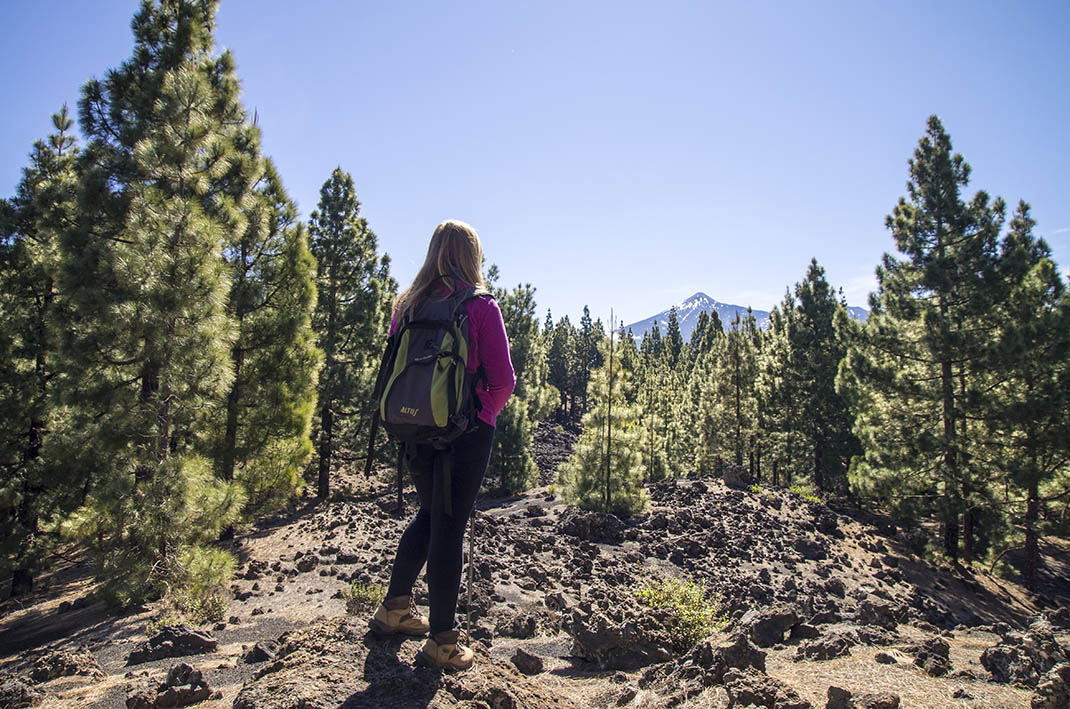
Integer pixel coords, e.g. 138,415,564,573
1,420,1069,708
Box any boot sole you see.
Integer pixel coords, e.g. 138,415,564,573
368,617,429,637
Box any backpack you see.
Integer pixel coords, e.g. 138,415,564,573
364,276,483,514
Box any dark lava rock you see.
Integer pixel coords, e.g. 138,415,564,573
640,632,767,694
913,637,951,677
566,608,673,670
723,465,751,490
857,599,906,630
1032,663,1070,709
30,646,104,682
243,641,279,664
794,536,827,561
873,651,897,664
295,554,319,572
795,632,856,661
981,625,1069,687
0,677,44,708
789,623,821,641
511,648,544,676
742,606,800,647
557,507,624,543
127,662,218,708
1044,608,1070,631
826,686,900,709
126,625,218,665
723,667,811,708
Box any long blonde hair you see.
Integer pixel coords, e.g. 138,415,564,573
394,219,488,320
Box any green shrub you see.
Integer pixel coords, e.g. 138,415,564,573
635,577,726,651
788,481,821,504
749,483,762,495
342,582,385,615
169,545,235,624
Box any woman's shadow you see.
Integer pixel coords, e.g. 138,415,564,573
341,631,444,708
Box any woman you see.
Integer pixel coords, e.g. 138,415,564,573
369,219,515,671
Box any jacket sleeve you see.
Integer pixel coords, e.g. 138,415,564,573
478,297,516,417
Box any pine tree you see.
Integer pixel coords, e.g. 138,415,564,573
0,108,81,596
756,294,802,488
547,315,574,415
664,306,684,367
837,116,1004,562
577,305,595,413
212,160,321,516
55,0,255,604
558,335,647,516
486,282,556,494
978,203,1070,587
696,311,760,475
790,259,858,493
308,167,395,498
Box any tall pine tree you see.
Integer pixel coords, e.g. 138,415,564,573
56,0,255,604
308,167,395,498
838,116,1004,562
0,108,81,596
212,160,321,515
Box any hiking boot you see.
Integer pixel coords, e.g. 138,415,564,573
415,630,474,671
368,595,430,636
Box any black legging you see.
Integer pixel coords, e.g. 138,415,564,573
385,420,494,635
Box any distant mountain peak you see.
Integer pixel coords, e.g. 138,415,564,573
626,293,868,342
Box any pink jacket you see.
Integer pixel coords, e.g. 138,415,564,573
390,288,516,427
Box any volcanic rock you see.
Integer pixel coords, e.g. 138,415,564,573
126,625,218,665
722,465,751,490
912,636,951,677
981,624,1069,687
511,648,544,675
126,663,218,708
1032,663,1070,709
0,677,44,708
30,646,104,682
741,606,800,647
795,632,856,661
243,641,279,664
558,508,624,543
723,667,811,708
566,608,673,670
826,686,900,709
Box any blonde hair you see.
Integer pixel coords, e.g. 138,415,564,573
394,219,487,320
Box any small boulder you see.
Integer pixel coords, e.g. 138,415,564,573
30,647,104,682
242,641,278,664
1032,662,1070,709
913,637,952,677
982,626,1068,687
723,667,810,708
723,465,751,490
0,677,44,708
511,648,544,676
742,606,800,648
795,633,856,661
126,625,218,665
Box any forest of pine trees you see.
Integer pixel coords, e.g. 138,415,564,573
1,0,1067,615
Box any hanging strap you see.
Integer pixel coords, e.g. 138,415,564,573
363,409,380,477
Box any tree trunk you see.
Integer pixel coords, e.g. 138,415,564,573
1023,479,1039,590
221,345,244,481
317,404,333,499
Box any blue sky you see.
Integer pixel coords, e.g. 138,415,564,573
3,1,1068,327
